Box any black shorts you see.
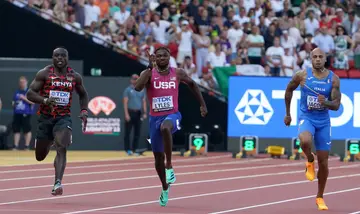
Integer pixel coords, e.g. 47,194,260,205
12,114,32,133
36,114,72,141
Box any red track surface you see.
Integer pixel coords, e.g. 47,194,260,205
0,153,360,214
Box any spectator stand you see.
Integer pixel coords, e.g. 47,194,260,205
7,0,360,102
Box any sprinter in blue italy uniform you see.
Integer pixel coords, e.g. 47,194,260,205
284,48,341,211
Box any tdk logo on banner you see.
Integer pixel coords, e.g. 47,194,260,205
234,89,273,125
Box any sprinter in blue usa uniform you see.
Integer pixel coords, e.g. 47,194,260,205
284,48,341,211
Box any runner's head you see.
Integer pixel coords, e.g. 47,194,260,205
53,47,68,69
155,47,170,69
311,48,326,70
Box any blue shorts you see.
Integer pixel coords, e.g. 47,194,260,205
298,118,331,151
149,112,182,152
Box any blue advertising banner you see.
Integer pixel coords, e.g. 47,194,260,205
228,76,360,140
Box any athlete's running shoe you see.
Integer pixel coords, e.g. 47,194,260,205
51,180,63,196
166,168,176,184
305,153,316,181
316,197,328,210
159,186,170,207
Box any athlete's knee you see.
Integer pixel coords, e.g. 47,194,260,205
299,132,312,148
160,120,172,134
54,129,72,149
36,153,46,162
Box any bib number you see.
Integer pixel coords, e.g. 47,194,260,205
49,90,70,106
152,96,174,112
307,95,324,110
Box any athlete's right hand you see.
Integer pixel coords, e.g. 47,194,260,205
43,97,56,111
284,115,292,126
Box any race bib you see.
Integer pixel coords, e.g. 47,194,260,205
307,95,324,110
49,90,70,106
152,96,174,112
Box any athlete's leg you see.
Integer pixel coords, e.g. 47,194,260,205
161,112,182,184
298,119,316,181
149,115,169,207
51,116,72,196
35,115,54,161
313,123,331,210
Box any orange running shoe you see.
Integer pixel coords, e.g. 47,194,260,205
316,197,328,210
305,153,316,181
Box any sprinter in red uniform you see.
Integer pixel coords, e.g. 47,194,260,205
135,47,208,207
26,47,89,196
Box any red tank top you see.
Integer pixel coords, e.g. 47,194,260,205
38,66,76,116
146,67,179,116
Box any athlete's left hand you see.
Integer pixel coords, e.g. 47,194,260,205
200,105,208,117
318,94,326,105
79,110,88,132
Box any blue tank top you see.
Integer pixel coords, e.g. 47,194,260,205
299,67,333,121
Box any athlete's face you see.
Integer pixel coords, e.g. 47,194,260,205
311,50,326,69
155,49,170,68
52,48,68,69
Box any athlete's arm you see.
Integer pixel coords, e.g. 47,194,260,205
134,69,151,92
285,70,303,116
323,75,341,111
177,68,207,108
26,69,48,104
74,72,89,110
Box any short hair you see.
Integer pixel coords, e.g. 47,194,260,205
155,46,170,54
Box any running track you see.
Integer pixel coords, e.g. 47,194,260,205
0,153,359,214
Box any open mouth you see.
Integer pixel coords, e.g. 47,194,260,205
57,61,64,66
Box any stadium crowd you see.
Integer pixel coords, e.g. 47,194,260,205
9,0,360,90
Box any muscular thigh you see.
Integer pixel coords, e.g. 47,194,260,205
149,116,164,153
53,116,72,148
314,123,331,151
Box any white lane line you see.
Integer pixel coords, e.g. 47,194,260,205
0,154,231,173
0,164,357,206
0,158,270,182
0,158,343,190
61,174,360,214
0,157,341,182
210,187,360,213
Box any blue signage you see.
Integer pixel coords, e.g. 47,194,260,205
228,76,360,140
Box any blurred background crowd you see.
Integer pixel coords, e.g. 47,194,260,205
8,0,360,90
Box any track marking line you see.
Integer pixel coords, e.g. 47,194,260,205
209,187,360,213
0,158,271,182
0,158,342,188
0,157,340,182
0,164,358,206
0,209,184,214
0,155,231,172
349,211,360,214
61,173,360,214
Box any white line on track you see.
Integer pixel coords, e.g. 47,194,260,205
0,164,357,206
210,187,360,213
0,154,231,172
0,158,348,192
0,157,340,181
0,158,270,182
61,174,360,214
349,211,360,214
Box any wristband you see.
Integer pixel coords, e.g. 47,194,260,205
80,109,88,113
